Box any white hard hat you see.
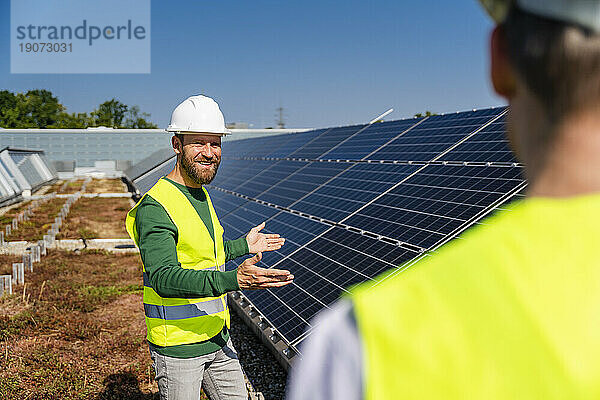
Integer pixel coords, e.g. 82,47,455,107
166,95,230,135
479,0,600,33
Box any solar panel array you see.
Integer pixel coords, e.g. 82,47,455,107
0,147,57,205
124,148,176,196
125,106,527,364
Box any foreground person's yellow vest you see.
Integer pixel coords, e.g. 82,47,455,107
126,178,229,347
353,194,600,399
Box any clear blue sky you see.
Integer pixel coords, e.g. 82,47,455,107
0,0,503,128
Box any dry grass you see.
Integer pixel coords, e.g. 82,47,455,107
6,198,66,242
57,198,131,240
86,179,127,194
0,249,159,399
58,179,83,194
0,254,25,275
45,181,64,194
46,180,84,194
0,201,32,226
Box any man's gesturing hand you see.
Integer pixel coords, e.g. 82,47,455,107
237,252,294,290
246,222,285,254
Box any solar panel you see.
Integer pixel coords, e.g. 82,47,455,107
342,164,524,249
287,125,367,160
132,156,176,195
124,148,174,181
235,133,296,159
264,129,330,158
257,161,351,208
321,118,422,161
221,201,280,239
440,114,517,164
228,160,308,199
244,287,315,344
257,212,331,266
220,203,331,270
0,148,57,193
206,189,249,217
211,159,274,192
291,163,420,222
17,156,45,188
366,108,504,162
244,227,420,345
221,138,263,159
221,201,329,266
0,160,20,205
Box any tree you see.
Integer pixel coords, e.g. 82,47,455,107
0,91,17,127
0,90,157,129
90,99,128,128
123,105,157,128
0,90,64,128
414,111,437,118
50,112,93,128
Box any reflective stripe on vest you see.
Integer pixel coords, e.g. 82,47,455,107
126,178,229,347
144,298,226,320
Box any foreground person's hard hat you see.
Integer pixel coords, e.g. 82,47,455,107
166,95,230,135
479,0,600,33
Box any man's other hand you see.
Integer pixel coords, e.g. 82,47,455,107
246,222,285,253
237,252,294,290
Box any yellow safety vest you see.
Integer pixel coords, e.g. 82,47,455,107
352,193,600,399
126,178,229,347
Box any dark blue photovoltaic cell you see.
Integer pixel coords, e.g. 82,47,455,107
321,118,422,161
225,134,290,159
206,189,248,217
302,228,419,282
209,159,244,187
367,108,504,162
223,201,280,229
220,203,330,270
258,212,330,269
257,162,351,207
220,201,281,271
221,139,260,159
232,160,308,199
133,157,176,195
220,201,279,241
244,286,318,344
288,125,367,160
125,148,174,181
440,114,517,163
265,129,329,158
318,228,418,268
343,164,524,249
292,163,419,222
211,159,274,191
243,227,419,344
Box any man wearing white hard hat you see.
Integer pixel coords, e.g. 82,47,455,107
126,95,293,400
288,1,600,399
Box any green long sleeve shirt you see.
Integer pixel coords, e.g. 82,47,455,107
135,177,249,358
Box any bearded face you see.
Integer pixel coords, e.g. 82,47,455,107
177,135,221,185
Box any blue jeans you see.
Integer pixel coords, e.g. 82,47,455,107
149,338,248,400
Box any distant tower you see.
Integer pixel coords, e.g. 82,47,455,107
276,106,285,129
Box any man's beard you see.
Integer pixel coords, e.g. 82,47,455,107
180,149,220,185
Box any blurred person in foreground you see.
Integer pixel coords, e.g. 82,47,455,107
126,95,293,400
287,1,600,398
